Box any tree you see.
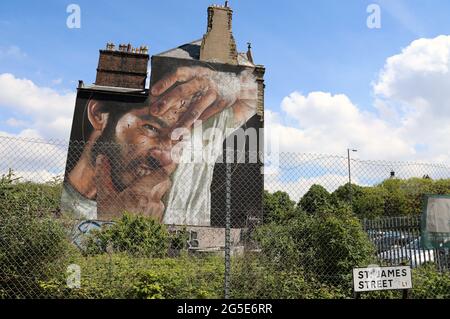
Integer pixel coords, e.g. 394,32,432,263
379,179,409,216
353,187,387,219
331,183,364,206
299,184,331,215
254,204,375,287
263,190,297,223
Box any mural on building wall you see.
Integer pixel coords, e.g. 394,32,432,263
61,57,262,227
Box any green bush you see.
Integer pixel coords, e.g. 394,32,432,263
255,200,375,289
40,254,224,299
411,264,450,299
327,178,450,219
263,190,297,223
84,213,171,258
331,184,364,205
0,173,72,298
299,184,332,215
0,170,62,219
353,187,387,219
231,255,347,299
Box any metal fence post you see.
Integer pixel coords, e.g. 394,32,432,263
224,152,232,299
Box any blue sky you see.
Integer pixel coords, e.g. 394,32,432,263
1,0,449,109
1,0,450,163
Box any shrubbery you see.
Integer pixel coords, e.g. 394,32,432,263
2,171,450,299
0,172,73,298
40,254,224,299
341,178,450,219
84,213,171,258
411,264,450,299
231,255,347,299
258,193,375,292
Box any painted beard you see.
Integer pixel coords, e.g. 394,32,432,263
91,121,163,193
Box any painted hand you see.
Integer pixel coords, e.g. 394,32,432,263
150,66,257,132
95,154,171,222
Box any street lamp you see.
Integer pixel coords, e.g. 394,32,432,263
347,148,357,204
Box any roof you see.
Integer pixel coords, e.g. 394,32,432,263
78,84,148,96
155,39,255,67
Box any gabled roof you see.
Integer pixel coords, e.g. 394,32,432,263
155,39,255,67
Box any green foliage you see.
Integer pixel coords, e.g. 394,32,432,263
378,179,410,216
231,255,347,299
132,271,166,299
0,170,62,219
0,172,72,298
84,213,171,258
353,187,387,219
330,178,450,219
255,201,375,288
411,264,450,299
331,183,364,205
309,206,376,285
3,171,450,299
299,184,331,215
40,254,224,299
263,190,297,223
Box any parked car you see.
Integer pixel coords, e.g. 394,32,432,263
369,230,415,253
377,238,435,268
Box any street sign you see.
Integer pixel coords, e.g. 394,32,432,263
353,266,412,292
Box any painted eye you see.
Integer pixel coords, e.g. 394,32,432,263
143,124,159,134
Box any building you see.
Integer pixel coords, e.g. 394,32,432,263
63,2,265,252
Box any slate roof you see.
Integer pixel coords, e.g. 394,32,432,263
155,39,255,67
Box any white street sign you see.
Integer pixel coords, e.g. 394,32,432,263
353,266,412,292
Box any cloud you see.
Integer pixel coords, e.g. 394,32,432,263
0,133,68,183
0,73,76,140
267,35,450,163
0,45,27,59
265,173,352,201
265,35,450,194
374,35,450,163
1,35,450,192
5,118,28,127
268,91,413,160
0,74,74,183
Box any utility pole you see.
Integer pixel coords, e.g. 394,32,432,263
347,149,357,205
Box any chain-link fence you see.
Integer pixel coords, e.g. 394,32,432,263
1,135,450,299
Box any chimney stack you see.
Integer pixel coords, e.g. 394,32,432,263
95,42,150,89
200,3,238,65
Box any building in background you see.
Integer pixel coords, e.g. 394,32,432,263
62,2,264,250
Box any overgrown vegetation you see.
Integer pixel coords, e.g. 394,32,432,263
40,254,224,299
84,213,171,258
0,171,73,298
1,171,449,299
330,178,450,219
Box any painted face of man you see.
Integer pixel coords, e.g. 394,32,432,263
93,106,177,192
